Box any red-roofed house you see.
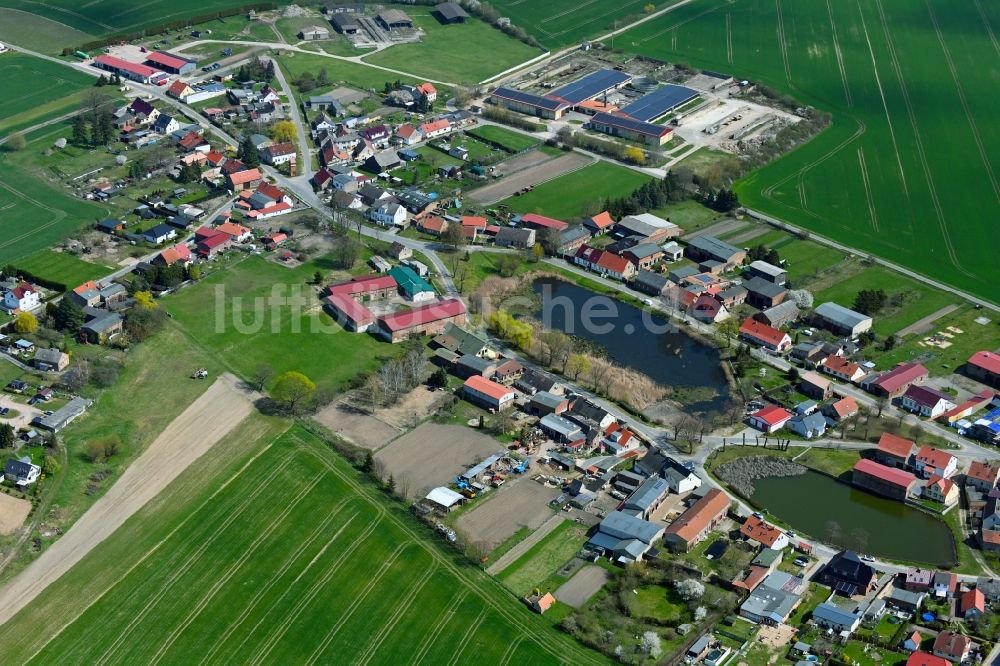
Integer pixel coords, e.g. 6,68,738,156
902,631,924,652
375,298,467,343
584,211,616,235
799,370,832,400
852,459,917,500
739,318,792,353
246,201,293,220
420,118,451,138
967,351,1000,388
394,123,421,145
932,631,971,663
914,445,957,479
215,222,252,242
93,54,167,84
463,374,516,411
875,433,915,469
525,591,555,614
690,293,729,323
573,246,636,281
325,293,375,331
867,363,929,398
821,355,866,383
152,243,192,267
521,213,568,231
417,82,437,101
748,405,793,433
262,142,297,167
144,50,195,74
967,460,1000,492
740,515,789,550
2,282,39,313
418,216,448,236
461,215,487,230
167,80,194,99
823,396,859,421
907,652,950,666
663,488,730,551
196,231,230,258
227,168,263,189
263,232,288,249
923,475,958,506
958,589,985,618
901,385,955,418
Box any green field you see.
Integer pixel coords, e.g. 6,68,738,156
489,0,677,48
497,521,588,596
0,422,604,664
273,51,414,99
164,254,401,389
617,0,1000,303
14,249,112,286
467,125,540,153
0,52,94,137
501,161,650,220
362,13,541,84
0,8,93,52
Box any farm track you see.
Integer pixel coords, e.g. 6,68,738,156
410,590,469,665
974,0,1000,60
446,607,489,666
500,638,524,666
856,147,879,233
825,0,852,106
872,0,974,280
774,0,793,85
354,564,439,666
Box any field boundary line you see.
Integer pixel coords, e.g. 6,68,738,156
487,514,565,575
974,0,1000,60
774,0,792,85
198,508,360,666
855,0,909,197
301,542,411,666
725,12,733,64
500,637,524,666
304,446,608,666
354,563,439,666
446,607,489,666
243,500,386,665
924,0,1000,206
410,589,469,666
21,437,286,664
825,0,852,106
856,147,879,233
146,474,335,666
873,0,974,279
92,456,305,665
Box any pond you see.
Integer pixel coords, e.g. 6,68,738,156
531,278,732,412
753,470,956,566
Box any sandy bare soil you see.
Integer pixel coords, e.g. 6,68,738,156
0,374,255,627
555,565,609,608
468,152,592,205
457,479,560,551
375,386,444,429
897,304,959,337
0,494,31,536
0,395,42,431
313,401,400,450
375,423,502,500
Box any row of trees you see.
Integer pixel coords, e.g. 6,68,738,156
71,91,117,147
556,128,647,166
235,56,274,84
359,347,426,413
601,166,741,220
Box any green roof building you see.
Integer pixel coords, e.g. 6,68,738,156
389,265,434,301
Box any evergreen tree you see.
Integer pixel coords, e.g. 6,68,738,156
238,134,261,167
54,297,86,332
71,114,89,145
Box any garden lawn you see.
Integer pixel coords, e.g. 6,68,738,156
362,14,541,84
497,520,588,597
629,586,687,623
0,52,94,137
501,161,650,220
617,0,1000,303
163,254,403,388
273,51,412,102
467,125,540,153
650,199,725,235
14,250,112,287
0,423,602,665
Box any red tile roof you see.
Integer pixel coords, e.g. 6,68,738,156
907,652,950,666
228,168,262,186
593,250,632,274
959,589,985,615
751,405,793,427
872,363,928,394
461,215,487,228
822,355,862,378
73,280,98,295
740,515,785,548
521,213,568,231
328,275,397,297
589,211,615,229
216,222,249,238
325,293,374,325
969,350,1000,375
915,445,955,472
420,216,447,234
420,119,450,134
739,318,788,348
247,202,293,219
417,82,436,95
145,50,190,70
877,432,915,459
932,633,970,661
95,54,159,78
968,460,1000,486
167,80,191,96
829,397,859,419
378,298,466,332
853,458,916,488
256,183,286,201
464,374,514,402
664,488,729,544
925,474,955,495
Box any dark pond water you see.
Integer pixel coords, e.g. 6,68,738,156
753,470,956,566
530,278,732,412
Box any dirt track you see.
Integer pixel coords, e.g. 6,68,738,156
468,152,593,205
0,374,255,627
0,495,31,536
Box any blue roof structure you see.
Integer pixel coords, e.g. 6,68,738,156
619,84,699,121
589,112,671,138
548,69,632,104
491,87,568,112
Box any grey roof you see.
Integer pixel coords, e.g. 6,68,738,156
496,227,534,243
457,354,494,374
616,216,674,239
741,585,801,623
558,225,590,245
635,269,668,292
689,636,711,655
748,260,785,278
889,588,925,605
814,302,872,330
82,311,122,335
812,602,860,628
687,234,743,262
34,347,65,364
669,265,700,282
515,368,556,394
539,413,582,439
433,323,489,357
531,391,565,410
4,456,36,477
624,475,669,513
759,300,800,323
331,13,360,30
626,242,662,260
593,510,663,545
32,396,92,431
753,548,782,567
789,412,826,433
369,149,401,169
744,276,788,300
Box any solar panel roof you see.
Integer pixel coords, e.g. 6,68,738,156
619,84,699,121
590,112,670,137
491,87,568,112
549,69,632,104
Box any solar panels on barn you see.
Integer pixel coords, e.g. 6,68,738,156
589,112,669,137
619,84,699,121
548,69,632,104
491,87,568,112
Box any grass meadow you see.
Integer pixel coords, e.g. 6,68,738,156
0,422,605,665
362,13,541,84
618,0,1000,302
488,0,678,48
501,161,650,220
467,125,540,153
163,254,403,389
0,53,94,138
13,250,113,286
273,51,416,99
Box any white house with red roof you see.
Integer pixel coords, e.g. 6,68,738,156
740,515,790,550
167,80,194,100
462,375,515,411
923,475,958,506
914,445,957,479
572,246,636,281
966,460,1000,492
420,118,451,139
739,318,792,353
866,362,929,397
748,405,793,433
2,282,40,313
821,355,866,383
417,82,437,102
901,385,955,418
